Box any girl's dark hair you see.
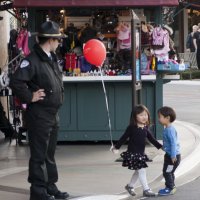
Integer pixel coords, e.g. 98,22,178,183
158,106,176,122
130,104,150,126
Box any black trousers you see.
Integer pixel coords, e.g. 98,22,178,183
163,153,181,190
26,104,59,188
0,102,14,137
197,50,200,69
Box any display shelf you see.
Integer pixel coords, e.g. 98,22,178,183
162,74,180,80
62,75,157,82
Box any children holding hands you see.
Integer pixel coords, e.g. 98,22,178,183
111,105,180,197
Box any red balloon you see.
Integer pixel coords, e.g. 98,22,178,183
83,39,106,67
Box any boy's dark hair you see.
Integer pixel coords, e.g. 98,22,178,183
158,106,176,122
130,104,150,126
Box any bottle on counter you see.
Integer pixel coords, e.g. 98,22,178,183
151,56,156,71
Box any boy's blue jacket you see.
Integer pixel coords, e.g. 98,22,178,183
163,125,180,158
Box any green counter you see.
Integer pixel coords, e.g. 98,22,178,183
58,75,179,141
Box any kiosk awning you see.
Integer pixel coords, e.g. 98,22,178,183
13,0,179,7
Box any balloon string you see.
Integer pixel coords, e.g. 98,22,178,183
99,68,113,147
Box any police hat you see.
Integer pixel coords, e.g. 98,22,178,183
38,21,66,38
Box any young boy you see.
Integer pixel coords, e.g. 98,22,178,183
157,106,181,196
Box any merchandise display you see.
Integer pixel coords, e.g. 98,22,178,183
58,9,186,77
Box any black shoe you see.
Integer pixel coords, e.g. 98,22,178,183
30,185,55,200
30,194,55,200
47,184,69,199
143,189,156,197
53,191,69,199
125,184,136,196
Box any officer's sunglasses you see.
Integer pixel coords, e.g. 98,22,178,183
52,38,62,43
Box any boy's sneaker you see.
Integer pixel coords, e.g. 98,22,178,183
125,184,136,196
158,187,176,196
143,189,156,197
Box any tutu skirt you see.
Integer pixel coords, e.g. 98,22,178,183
120,151,149,170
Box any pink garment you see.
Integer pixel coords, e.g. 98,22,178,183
116,23,131,50
154,30,170,58
118,30,130,40
117,29,131,50
16,29,30,56
152,27,165,46
118,32,131,50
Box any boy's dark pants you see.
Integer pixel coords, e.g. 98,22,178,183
163,153,181,189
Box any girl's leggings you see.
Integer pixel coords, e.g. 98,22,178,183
129,168,149,190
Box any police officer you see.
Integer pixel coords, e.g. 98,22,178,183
10,21,69,200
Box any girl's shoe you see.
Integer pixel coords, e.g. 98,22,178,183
143,189,156,197
125,184,136,196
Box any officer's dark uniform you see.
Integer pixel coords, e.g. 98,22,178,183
10,43,66,199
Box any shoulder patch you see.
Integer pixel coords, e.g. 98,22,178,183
20,60,30,68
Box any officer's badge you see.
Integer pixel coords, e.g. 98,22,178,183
20,60,30,68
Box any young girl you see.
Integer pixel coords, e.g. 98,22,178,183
111,104,162,197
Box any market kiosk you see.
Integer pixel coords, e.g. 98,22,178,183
13,0,180,141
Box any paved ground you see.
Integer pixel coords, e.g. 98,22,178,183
0,119,199,200
164,80,200,126
0,136,161,199
147,176,200,200
0,80,200,200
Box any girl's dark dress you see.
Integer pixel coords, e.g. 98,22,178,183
115,125,162,170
